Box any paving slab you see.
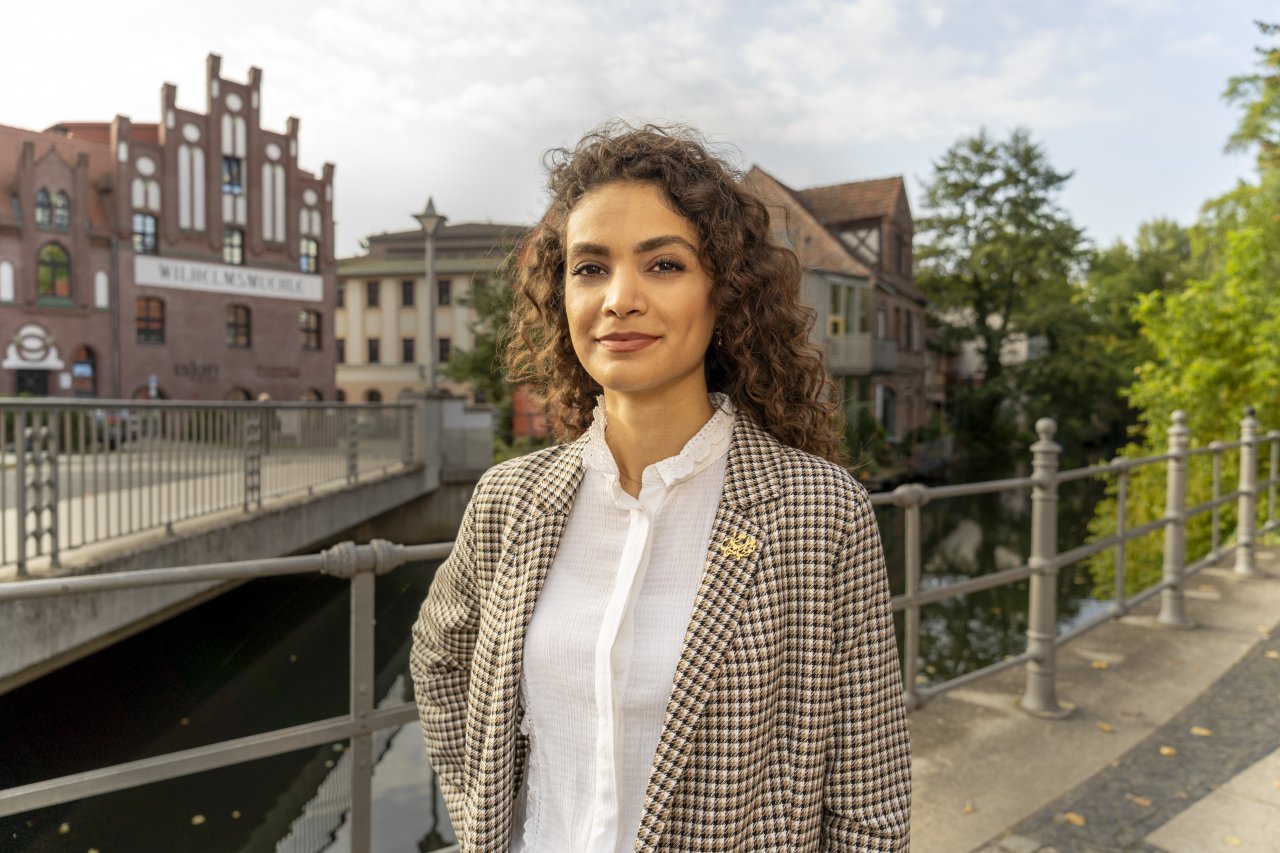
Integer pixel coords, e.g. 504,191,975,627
910,545,1280,853
1145,748,1280,852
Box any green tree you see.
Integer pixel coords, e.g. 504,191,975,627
1087,21,1280,595
441,273,514,437
916,127,1087,465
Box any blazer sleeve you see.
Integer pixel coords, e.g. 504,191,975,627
821,485,912,851
410,486,482,824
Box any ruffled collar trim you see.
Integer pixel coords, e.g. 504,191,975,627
581,393,736,489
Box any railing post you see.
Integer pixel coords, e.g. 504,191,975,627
348,547,376,853
1234,406,1259,577
243,410,262,513
1021,418,1069,718
1158,411,1194,628
401,404,414,467
892,483,927,710
15,409,28,577
1268,430,1279,532
346,408,359,484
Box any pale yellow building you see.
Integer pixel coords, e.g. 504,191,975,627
334,216,528,403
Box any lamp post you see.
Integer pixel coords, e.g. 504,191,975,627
412,198,446,392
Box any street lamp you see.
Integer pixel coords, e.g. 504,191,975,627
412,197,447,392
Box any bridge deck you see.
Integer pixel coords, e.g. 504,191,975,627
912,544,1280,852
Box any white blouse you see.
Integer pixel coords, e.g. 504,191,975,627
511,395,736,852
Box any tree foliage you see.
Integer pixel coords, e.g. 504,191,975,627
1087,21,1280,595
916,128,1088,464
441,273,514,436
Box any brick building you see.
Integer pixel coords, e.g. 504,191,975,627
743,167,936,442
0,54,336,401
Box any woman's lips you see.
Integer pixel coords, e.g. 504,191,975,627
597,334,658,352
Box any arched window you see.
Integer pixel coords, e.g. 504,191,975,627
226,304,251,348
35,188,52,227
223,227,245,265
224,387,252,401
70,345,97,397
136,297,165,343
300,238,319,273
53,192,71,229
300,388,322,402
299,309,321,351
37,243,71,299
335,389,347,403
364,389,382,403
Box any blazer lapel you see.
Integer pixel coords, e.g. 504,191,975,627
637,418,782,845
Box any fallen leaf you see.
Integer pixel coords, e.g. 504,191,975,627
1273,780,1280,791
1260,625,1272,636
231,810,242,819
1125,793,1153,807
1198,584,1215,592
1190,726,1214,737
1224,836,1243,848
289,654,298,662
58,823,70,835
191,815,205,826
962,801,974,814
180,717,190,726
1096,721,1115,733
89,849,100,853
1160,745,1179,756
1091,660,1110,670
1265,650,1280,661
1063,812,1086,827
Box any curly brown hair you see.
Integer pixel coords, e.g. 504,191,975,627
506,122,846,464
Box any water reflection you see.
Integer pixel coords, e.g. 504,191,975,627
0,563,455,852
875,476,1105,686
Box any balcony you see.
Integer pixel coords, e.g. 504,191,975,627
873,338,898,373
825,332,872,374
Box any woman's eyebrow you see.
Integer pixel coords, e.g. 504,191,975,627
567,241,610,258
634,235,697,255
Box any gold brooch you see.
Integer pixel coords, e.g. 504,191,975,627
720,533,758,559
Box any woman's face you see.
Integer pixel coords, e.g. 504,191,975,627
563,181,716,403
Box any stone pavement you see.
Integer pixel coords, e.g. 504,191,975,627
979,628,1280,852
910,545,1280,853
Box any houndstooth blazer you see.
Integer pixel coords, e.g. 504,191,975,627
410,415,911,851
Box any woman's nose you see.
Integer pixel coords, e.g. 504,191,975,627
602,267,646,317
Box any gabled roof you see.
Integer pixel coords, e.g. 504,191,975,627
743,166,924,303
796,176,908,227
0,122,115,233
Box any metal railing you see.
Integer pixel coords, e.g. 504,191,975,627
0,539,458,853
872,407,1280,712
1,399,418,577
0,408,1276,848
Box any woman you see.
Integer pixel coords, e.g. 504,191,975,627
411,123,910,852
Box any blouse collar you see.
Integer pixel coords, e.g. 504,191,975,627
581,393,736,489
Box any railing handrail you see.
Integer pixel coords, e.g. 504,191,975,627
1,414,1276,849
0,398,411,411
0,539,457,853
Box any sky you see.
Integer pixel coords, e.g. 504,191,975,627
3,0,1273,258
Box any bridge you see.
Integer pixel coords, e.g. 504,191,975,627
0,394,492,695
0,404,1276,852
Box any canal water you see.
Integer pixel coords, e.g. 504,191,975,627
0,561,456,853
0,474,1108,851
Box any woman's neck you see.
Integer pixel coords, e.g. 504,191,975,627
602,387,715,497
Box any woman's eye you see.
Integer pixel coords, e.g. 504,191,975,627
652,258,686,273
570,262,606,277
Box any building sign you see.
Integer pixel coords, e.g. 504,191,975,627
135,256,323,302
2,323,65,370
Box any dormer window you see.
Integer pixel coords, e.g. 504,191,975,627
838,220,881,265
